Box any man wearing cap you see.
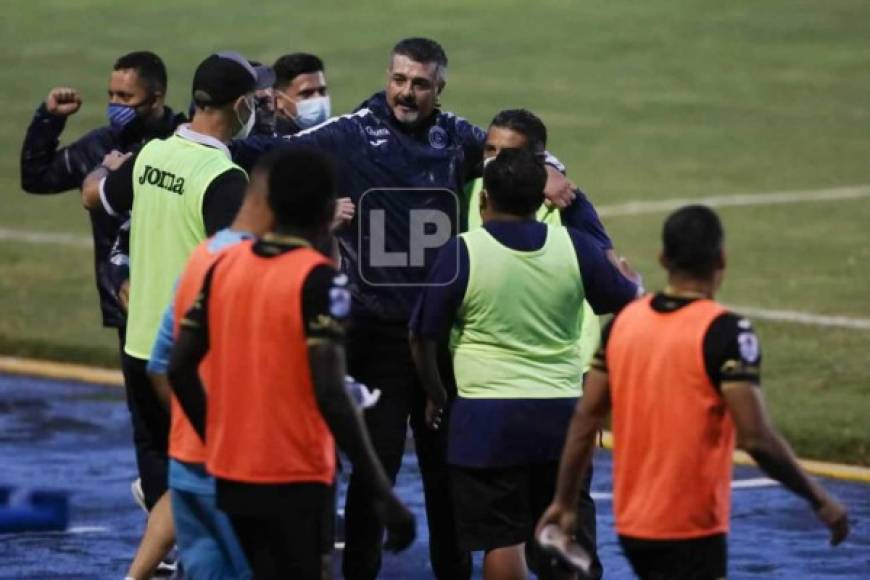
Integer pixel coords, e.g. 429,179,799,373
82,51,273,580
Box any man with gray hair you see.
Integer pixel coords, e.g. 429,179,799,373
231,37,576,580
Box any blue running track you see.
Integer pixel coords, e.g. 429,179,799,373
0,374,867,579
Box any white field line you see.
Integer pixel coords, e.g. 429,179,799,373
0,228,91,247
731,477,778,489
1,184,868,331
4,525,111,537
2,184,868,248
728,305,870,331
66,525,111,534
590,478,779,501
596,184,870,218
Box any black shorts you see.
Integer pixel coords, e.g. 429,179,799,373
450,462,561,552
220,481,335,580
619,533,727,580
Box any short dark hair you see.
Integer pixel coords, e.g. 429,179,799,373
391,37,447,81
272,53,325,90
490,109,548,154
255,148,336,229
483,148,547,216
114,51,167,95
662,205,724,277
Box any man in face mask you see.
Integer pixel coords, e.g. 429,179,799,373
272,52,331,135
20,50,185,340
80,50,273,580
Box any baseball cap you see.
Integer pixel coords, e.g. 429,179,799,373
192,51,275,107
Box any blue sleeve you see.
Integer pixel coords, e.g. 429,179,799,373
450,115,487,181
542,150,566,174
568,228,637,315
231,116,355,172
286,116,351,153
229,134,287,173
147,300,176,375
560,188,613,250
409,236,468,340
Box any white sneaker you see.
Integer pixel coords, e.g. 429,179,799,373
152,548,179,579
152,559,177,579
537,524,593,575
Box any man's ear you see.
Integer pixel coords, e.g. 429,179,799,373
479,188,488,211
658,250,669,270
437,80,446,95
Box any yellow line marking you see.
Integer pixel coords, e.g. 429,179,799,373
0,356,122,387
1,355,868,483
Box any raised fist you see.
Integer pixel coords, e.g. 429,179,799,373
46,87,82,117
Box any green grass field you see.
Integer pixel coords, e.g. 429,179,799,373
1,0,868,463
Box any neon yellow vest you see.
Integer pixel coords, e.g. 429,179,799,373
125,134,243,359
452,225,585,399
463,177,601,375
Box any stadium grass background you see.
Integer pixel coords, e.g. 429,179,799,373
1,0,867,464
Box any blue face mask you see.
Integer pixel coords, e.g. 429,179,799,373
293,95,331,129
106,103,139,132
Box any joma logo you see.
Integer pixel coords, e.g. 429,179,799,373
138,165,185,195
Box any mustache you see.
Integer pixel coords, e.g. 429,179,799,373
396,97,417,109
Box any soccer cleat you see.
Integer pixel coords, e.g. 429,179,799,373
537,524,593,575
130,479,147,513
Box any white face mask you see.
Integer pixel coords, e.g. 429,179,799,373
234,96,256,140
293,95,331,129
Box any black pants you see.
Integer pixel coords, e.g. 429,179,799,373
619,533,727,580
342,321,471,580
223,482,335,580
119,344,169,509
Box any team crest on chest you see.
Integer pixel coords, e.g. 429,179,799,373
428,126,448,149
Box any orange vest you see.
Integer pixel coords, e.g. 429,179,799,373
607,295,734,539
168,240,222,464
205,241,336,485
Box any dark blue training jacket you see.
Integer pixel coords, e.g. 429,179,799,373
20,104,186,328
232,91,489,323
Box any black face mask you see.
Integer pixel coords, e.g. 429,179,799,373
252,93,277,136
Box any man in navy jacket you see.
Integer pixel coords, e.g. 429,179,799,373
20,51,185,331
232,37,574,580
